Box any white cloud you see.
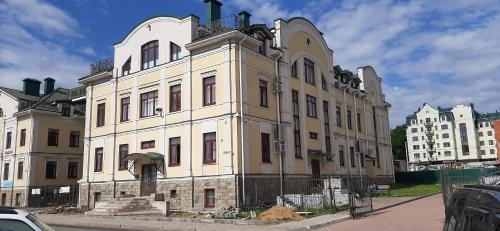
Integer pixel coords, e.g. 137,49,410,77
228,0,500,127
81,47,97,56
0,0,88,91
1,0,80,36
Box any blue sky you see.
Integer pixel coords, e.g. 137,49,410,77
1,0,500,127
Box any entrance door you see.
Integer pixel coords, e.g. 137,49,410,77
311,159,321,178
140,164,157,196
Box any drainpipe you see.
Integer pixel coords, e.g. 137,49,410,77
238,36,247,206
363,99,369,174
353,91,363,186
10,114,19,206
342,86,352,177
86,82,94,209
112,73,118,198
274,53,283,199
189,52,194,209
228,41,234,175
0,115,5,193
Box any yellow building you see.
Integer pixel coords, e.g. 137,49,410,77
0,78,85,207
78,0,393,212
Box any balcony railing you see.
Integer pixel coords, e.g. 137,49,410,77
90,58,114,75
194,14,249,41
424,121,433,126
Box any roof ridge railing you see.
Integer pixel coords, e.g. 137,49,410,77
195,14,248,41
90,58,114,75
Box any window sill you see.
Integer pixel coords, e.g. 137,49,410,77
203,103,217,107
294,157,303,159
262,161,272,164
139,115,160,120
203,161,217,165
168,164,181,167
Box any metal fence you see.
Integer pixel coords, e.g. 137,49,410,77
241,175,373,217
27,185,79,208
441,166,500,209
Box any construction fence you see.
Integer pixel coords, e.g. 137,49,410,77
240,175,374,218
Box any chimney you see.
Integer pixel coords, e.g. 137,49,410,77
22,78,41,97
44,77,55,95
204,0,222,25
238,11,251,28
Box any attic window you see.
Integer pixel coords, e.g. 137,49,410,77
306,38,311,45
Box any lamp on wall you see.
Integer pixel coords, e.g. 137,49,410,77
155,107,163,117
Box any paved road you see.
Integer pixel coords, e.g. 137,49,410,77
319,194,445,231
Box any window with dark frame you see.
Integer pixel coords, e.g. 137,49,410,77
141,140,155,149
69,131,80,147
121,97,130,122
169,137,181,166
339,145,345,167
141,40,159,70
122,57,131,76
97,103,105,127
17,161,23,179
119,144,128,171
203,76,216,106
347,109,352,129
204,189,215,208
203,133,216,164
350,146,355,167
304,58,315,85
321,75,327,91
292,90,301,158
45,161,57,179
306,95,317,118
62,104,71,117
261,133,270,163
67,161,78,178
336,106,342,127
20,129,26,147
309,132,318,139
170,42,181,61
259,80,268,107
47,129,59,146
140,90,158,118
3,163,9,180
170,190,177,198
170,85,181,112
6,132,12,149
291,61,298,78
94,148,103,172
323,101,331,154
356,113,362,132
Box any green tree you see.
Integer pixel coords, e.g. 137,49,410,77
391,124,407,160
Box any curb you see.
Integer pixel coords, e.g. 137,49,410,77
306,215,351,230
47,222,195,231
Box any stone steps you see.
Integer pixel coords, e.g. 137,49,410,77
86,196,161,216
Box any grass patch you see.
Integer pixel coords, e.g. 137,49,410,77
380,184,442,197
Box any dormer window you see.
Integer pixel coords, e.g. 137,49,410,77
170,42,181,61
122,57,131,76
61,104,71,117
141,40,159,70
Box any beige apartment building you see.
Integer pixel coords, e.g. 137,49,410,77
0,78,85,207
78,0,393,211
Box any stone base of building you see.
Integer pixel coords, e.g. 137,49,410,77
79,175,238,212
0,188,27,207
80,174,394,212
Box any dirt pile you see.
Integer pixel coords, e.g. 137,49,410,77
259,206,304,221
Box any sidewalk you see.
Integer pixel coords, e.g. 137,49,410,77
40,195,435,231
39,212,350,231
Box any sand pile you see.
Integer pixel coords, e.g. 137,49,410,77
259,206,304,221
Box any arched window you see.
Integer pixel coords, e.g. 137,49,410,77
141,40,159,70
122,57,131,76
